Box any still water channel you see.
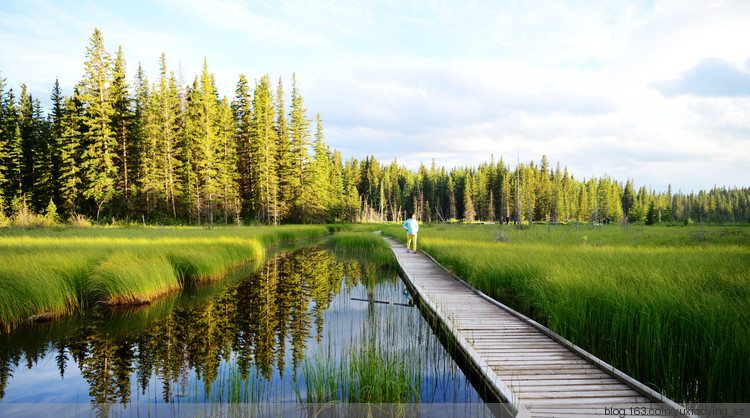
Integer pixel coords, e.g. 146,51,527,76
0,243,493,416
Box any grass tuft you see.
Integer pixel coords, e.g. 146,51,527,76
0,225,330,331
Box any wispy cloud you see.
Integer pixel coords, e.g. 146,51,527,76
1,0,749,191
649,57,750,97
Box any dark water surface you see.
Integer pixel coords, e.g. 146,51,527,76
0,244,492,416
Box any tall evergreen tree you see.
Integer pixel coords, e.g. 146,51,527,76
251,75,279,224
0,78,8,212
274,77,293,220
622,179,636,219
18,85,49,209
131,64,149,207
306,114,330,223
288,74,311,221
78,29,117,223
111,46,133,210
184,61,221,225
447,175,457,220
463,174,476,222
342,157,360,221
30,95,51,212
139,80,162,217
47,79,65,208
158,55,182,219
328,149,345,221
2,89,23,205
645,199,658,225
58,92,84,216
216,97,239,225
233,74,254,220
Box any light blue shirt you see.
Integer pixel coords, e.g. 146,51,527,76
403,218,419,235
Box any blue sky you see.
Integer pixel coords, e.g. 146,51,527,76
1,0,749,191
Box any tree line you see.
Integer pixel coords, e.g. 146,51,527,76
1,29,748,226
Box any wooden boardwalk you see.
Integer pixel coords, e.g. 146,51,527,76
382,235,686,418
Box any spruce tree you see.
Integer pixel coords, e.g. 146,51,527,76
447,175,457,220
662,204,673,223
288,74,311,221
217,97,239,225
251,75,278,224
622,179,636,218
58,93,84,216
4,89,23,204
578,182,589,221
463,174,476,222
78,29,117,223
0,78,8,211
111,46,133,210
18,85,47,208
328,149,345,221
342,157,360,221
158,55,182,219
645,199,658,225
184,61,221,225
47,79,65,208
30,95,52,212
233,74,254,220
306,114,330,223
274,77,293,219
139,81,161,216
130,64,149,208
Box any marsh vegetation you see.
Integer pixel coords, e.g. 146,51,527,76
383,222,749,403
0,225,330,331
0,235,492,415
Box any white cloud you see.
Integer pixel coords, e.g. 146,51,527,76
1,0,748,192
649,58,750,97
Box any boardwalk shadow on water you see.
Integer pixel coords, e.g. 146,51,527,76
0,244,493,417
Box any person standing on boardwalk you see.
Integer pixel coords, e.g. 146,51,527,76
403,212,419,254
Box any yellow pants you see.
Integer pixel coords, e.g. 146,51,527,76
407,234,417,251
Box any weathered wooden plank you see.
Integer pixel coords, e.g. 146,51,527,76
529,403,671,411
519,396,651,405
496,369,614,378
487,359,593,368
479,351,584,357
514,383,632,392
517,389,645,399
491,364,599,372
498,373,616,382
470,343,569,350
488,353,596,370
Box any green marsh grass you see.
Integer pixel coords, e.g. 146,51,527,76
329,231,397,269
301,336,422,404
382,223,750,403
300,307,423,404
0,225,329,331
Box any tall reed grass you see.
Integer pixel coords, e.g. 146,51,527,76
382,223,750,403
301,337,421,404
329,231,397,268
0,225,329,331
300,304,423,404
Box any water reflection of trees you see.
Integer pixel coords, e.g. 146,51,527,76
0,246,366,406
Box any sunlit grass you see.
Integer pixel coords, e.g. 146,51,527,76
329,231,396,268
382,222,750,403
0,225,329,331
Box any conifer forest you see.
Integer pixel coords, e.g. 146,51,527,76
1,29,748,226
